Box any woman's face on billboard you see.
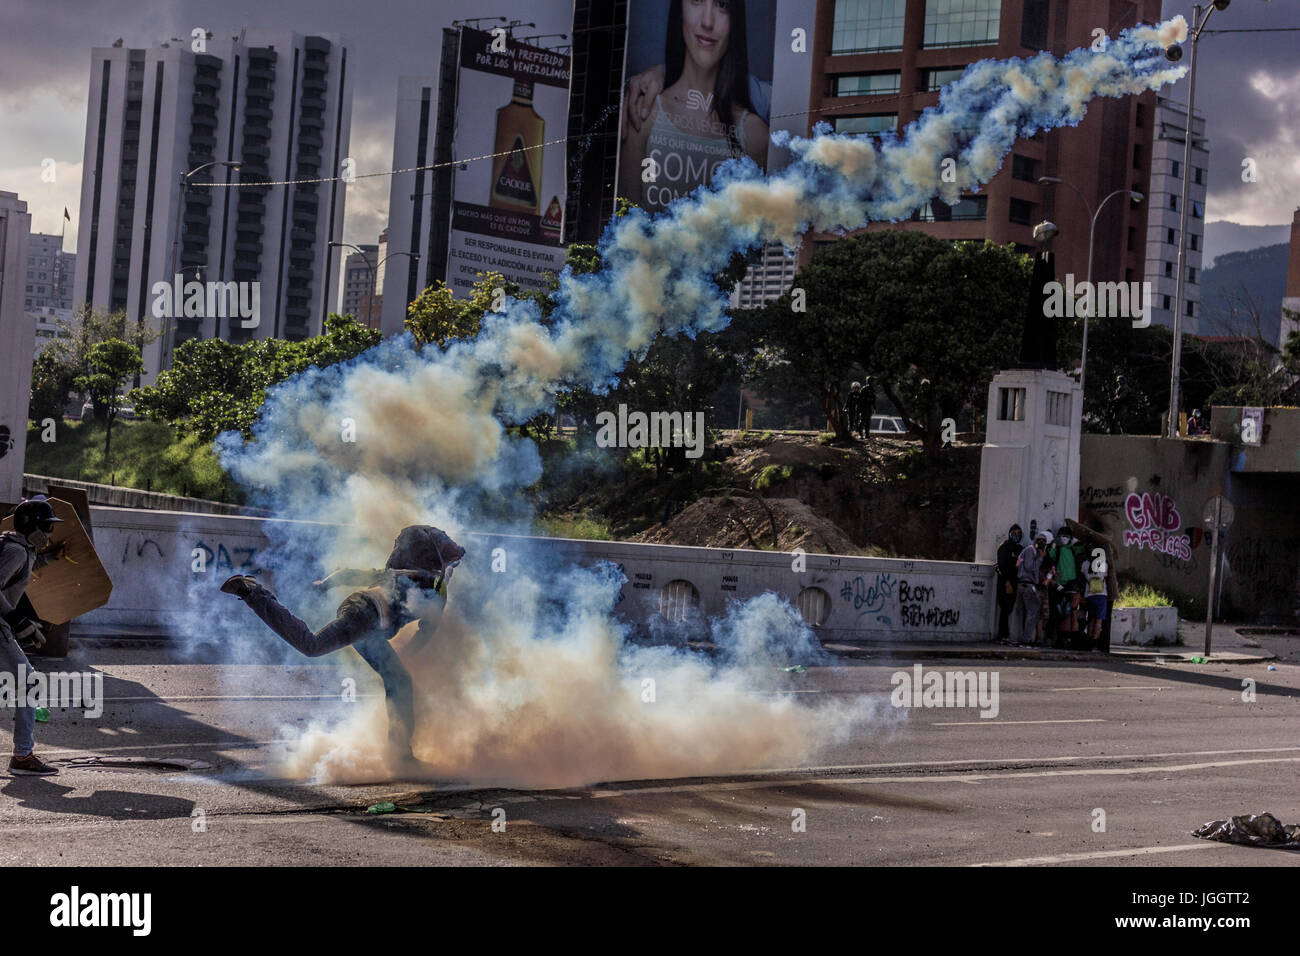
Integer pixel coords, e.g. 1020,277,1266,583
682,0,731,71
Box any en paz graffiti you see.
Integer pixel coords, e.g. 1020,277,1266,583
1123,492,1191,560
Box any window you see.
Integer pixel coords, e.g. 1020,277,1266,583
1194,167,1204,185
1164,261,1173,278
926,67,966,92
1009,197,1035,225
1169,195,1178,211
1186,300,1195,317
1188,267,1197,284
1163,294,1172,310
1011,153,1037,181
1135,102,1145,128
1166,227,1175,244
1020,0,1049,49
998,387,1026,422
832,114,898,136
832,0,907,54
833,72,901,96
1170,159,1180,178
1191,200,1203,219
1046,391,1070,427
914,195,988,221
1190,234,1198,252
924,0,1001,49
1132,144,1143,170
1127,226,1136,252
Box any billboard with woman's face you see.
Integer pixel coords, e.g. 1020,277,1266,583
617,0,779,217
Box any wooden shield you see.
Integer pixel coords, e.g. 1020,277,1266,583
0,498,113,624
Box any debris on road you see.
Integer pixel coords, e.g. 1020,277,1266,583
783,665,807,674
34,707,50,722
365,801,439,815
1192,812,1300,848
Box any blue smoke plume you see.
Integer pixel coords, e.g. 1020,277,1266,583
209,19,1188,786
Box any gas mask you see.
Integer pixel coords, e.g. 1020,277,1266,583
26,528,51,549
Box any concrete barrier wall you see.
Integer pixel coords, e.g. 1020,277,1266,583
81,506,997,643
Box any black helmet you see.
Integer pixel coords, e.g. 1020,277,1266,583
12,496,64,535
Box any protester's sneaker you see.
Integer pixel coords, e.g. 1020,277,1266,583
219,575,258,599
9,752,59,776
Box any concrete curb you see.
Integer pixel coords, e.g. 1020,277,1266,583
820,642,1276,665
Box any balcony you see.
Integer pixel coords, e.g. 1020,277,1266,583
299,114,324,130
241,141,270,159
245,84,273,101
235,238,262,255
190,110,218,128
300,74,326,93
189,132,217,150
297,130,322,148
303,36,331,54
236,220,264,235
299,95,325,111
287,265,313,283
290,227,315,243
187,150,215,168
193,71,221,90
192,92,219,110
244,103,273,122
183,210,210,229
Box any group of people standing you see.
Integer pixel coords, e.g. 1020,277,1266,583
996,523,1111,651
844,379,876,438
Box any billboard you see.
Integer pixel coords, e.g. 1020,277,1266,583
617,0,800,217
446,28,572,295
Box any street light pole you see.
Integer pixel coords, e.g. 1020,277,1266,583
166,160,239,366
329,241,419,330
1038,178,1144,403
1166,4,1216,438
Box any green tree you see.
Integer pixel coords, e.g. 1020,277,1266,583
33,305,160,421
747,231,1031,452
29,349,75,423
132,314,380,441
73,339,144,456
405,271,519,348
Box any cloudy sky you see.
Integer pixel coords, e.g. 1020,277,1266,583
0,0,1295,253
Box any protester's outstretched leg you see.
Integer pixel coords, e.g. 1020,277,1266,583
354,635,416,762
225,576,378,658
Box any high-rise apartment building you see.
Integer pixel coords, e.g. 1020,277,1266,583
1144,96,1207,334
22,233,76,311
0,191,35,504
379,74,441,338
74,31,352,382
340,242,378,326
731,243,800,311
805,0,1158,302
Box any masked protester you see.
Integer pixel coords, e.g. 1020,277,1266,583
845,382,864,437
1,497,68,775
995,524,1022,642
1012,533,1048,645
1050,526,1084,646
221,525,465,766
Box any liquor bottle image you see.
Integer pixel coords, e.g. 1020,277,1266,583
490,79,544,215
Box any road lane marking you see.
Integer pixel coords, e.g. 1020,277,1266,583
1047,685,1168,691
972,843,1222,866
582,756,1300,800
932,718,1107,726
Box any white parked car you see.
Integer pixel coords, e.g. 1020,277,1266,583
868,415,908,435
81,400,135,422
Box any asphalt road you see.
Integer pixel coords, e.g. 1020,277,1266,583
3,644,1299,867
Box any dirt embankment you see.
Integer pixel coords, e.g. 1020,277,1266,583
632,433,982,560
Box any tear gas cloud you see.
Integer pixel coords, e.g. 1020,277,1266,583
202,21,1188,787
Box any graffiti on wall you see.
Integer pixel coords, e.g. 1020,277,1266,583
1122,492,1191,560
839,573,962,628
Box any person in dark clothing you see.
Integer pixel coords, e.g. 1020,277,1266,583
995,524,1023,641
860,376,877,436
845,382,864,437
1,497,68,775
221,525,465,764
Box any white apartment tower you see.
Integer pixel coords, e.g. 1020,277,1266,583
379,75,440,338
1144,96,1208,335
74,32,353,382
23,234,76,311
0,191,35,504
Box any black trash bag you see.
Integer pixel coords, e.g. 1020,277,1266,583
1192,812,1300,847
